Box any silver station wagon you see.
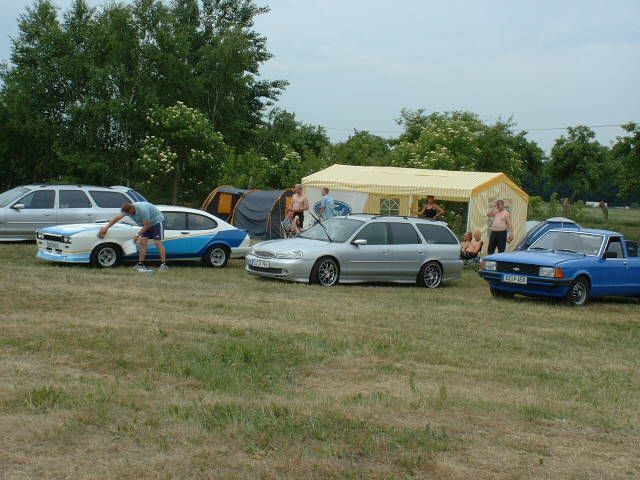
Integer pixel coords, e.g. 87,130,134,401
0,185,146,241
245,215,463,287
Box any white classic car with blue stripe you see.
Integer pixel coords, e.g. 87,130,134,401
36,206,250,268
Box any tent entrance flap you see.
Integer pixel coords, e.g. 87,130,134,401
231,189,294,239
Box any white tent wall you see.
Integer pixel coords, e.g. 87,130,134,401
303,187,369,228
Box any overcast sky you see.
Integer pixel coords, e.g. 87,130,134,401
1,0,638,151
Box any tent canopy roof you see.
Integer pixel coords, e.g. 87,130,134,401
302,164,528,202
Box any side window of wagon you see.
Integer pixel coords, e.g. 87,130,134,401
417,224,458,245
354,223,389,245
89,191,130,208
389,222,420,244
18,190,55,209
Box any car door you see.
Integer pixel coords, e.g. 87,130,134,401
186,213,219,257
57,189,95,224
346,222,392,278
386,222,424,277
593,237,633,295
153,211,191,259
6,189,56,236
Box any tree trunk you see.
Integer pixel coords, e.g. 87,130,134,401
599,201,608,226
172,161,181,205
247,175,254,190
562,197,570,218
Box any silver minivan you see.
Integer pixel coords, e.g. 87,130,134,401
0,185,146,241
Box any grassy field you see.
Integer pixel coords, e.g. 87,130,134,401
1,243,639,479
578,207,640,241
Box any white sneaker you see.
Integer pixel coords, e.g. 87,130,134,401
159,263,169,271
134,263,151,272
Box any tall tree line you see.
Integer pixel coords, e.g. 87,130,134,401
0,0,638,207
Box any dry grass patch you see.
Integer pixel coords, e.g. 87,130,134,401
1,243,639,479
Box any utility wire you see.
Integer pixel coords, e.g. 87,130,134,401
323,123,630,135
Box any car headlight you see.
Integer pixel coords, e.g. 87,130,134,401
36,232,44,240
480,260,497,271
539,267,563,278
62,236,72,244
275,250,303,259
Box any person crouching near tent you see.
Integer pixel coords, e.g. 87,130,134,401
99,202,168,272
291,184,309,228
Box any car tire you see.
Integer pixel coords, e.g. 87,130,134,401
203,245,229,268
490,287,513,299
310,257,340,287
565,276,589,306
90,243,122,268
418,261,443,288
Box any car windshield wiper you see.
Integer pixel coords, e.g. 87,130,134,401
528,246,549,251
556,248,584,255
310,212,332,242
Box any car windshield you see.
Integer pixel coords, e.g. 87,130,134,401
529,231,604,256
299,218,364,242
0,187,30,207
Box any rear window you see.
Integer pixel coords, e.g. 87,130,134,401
188,213,217,230
389,222,420,244
417,224,458,245
59,190,91,208
89,191,129,208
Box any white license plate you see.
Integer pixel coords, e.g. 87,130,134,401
503,274,527,284
46,241,58,249
252,259,270,268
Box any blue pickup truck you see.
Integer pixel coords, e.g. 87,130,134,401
479,229,640,305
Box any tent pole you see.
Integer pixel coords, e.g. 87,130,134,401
408,194,413,216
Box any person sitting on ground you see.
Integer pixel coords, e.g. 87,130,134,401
412,195,445,220
461,230,483,260
281,209,301,237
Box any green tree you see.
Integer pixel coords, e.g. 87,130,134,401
0,0,65,183
548,126,609,203
391,110,523,182
138,102,228,204
329,130,391,166
611,122,640,202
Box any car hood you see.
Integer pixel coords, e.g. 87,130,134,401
484,250,587,266
253,238,333,253
40,223,136,236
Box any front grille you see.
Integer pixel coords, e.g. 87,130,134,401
249,265,283,274
253,250,275,259
43,234,63,242
496,262,539,276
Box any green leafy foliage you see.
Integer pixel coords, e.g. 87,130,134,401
138,102,228,204
548,126,609,202
611,122,640,201
391,110,524,183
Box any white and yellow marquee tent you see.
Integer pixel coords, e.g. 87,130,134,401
302,164,529,248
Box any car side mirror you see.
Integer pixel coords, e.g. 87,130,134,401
352,239,367,246
604,251,617,259
12,203,25,210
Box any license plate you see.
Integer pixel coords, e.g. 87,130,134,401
46,241,58,249
252,259,270,268
503,274,527,284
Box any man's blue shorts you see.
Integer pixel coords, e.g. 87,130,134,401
141,222,164,241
